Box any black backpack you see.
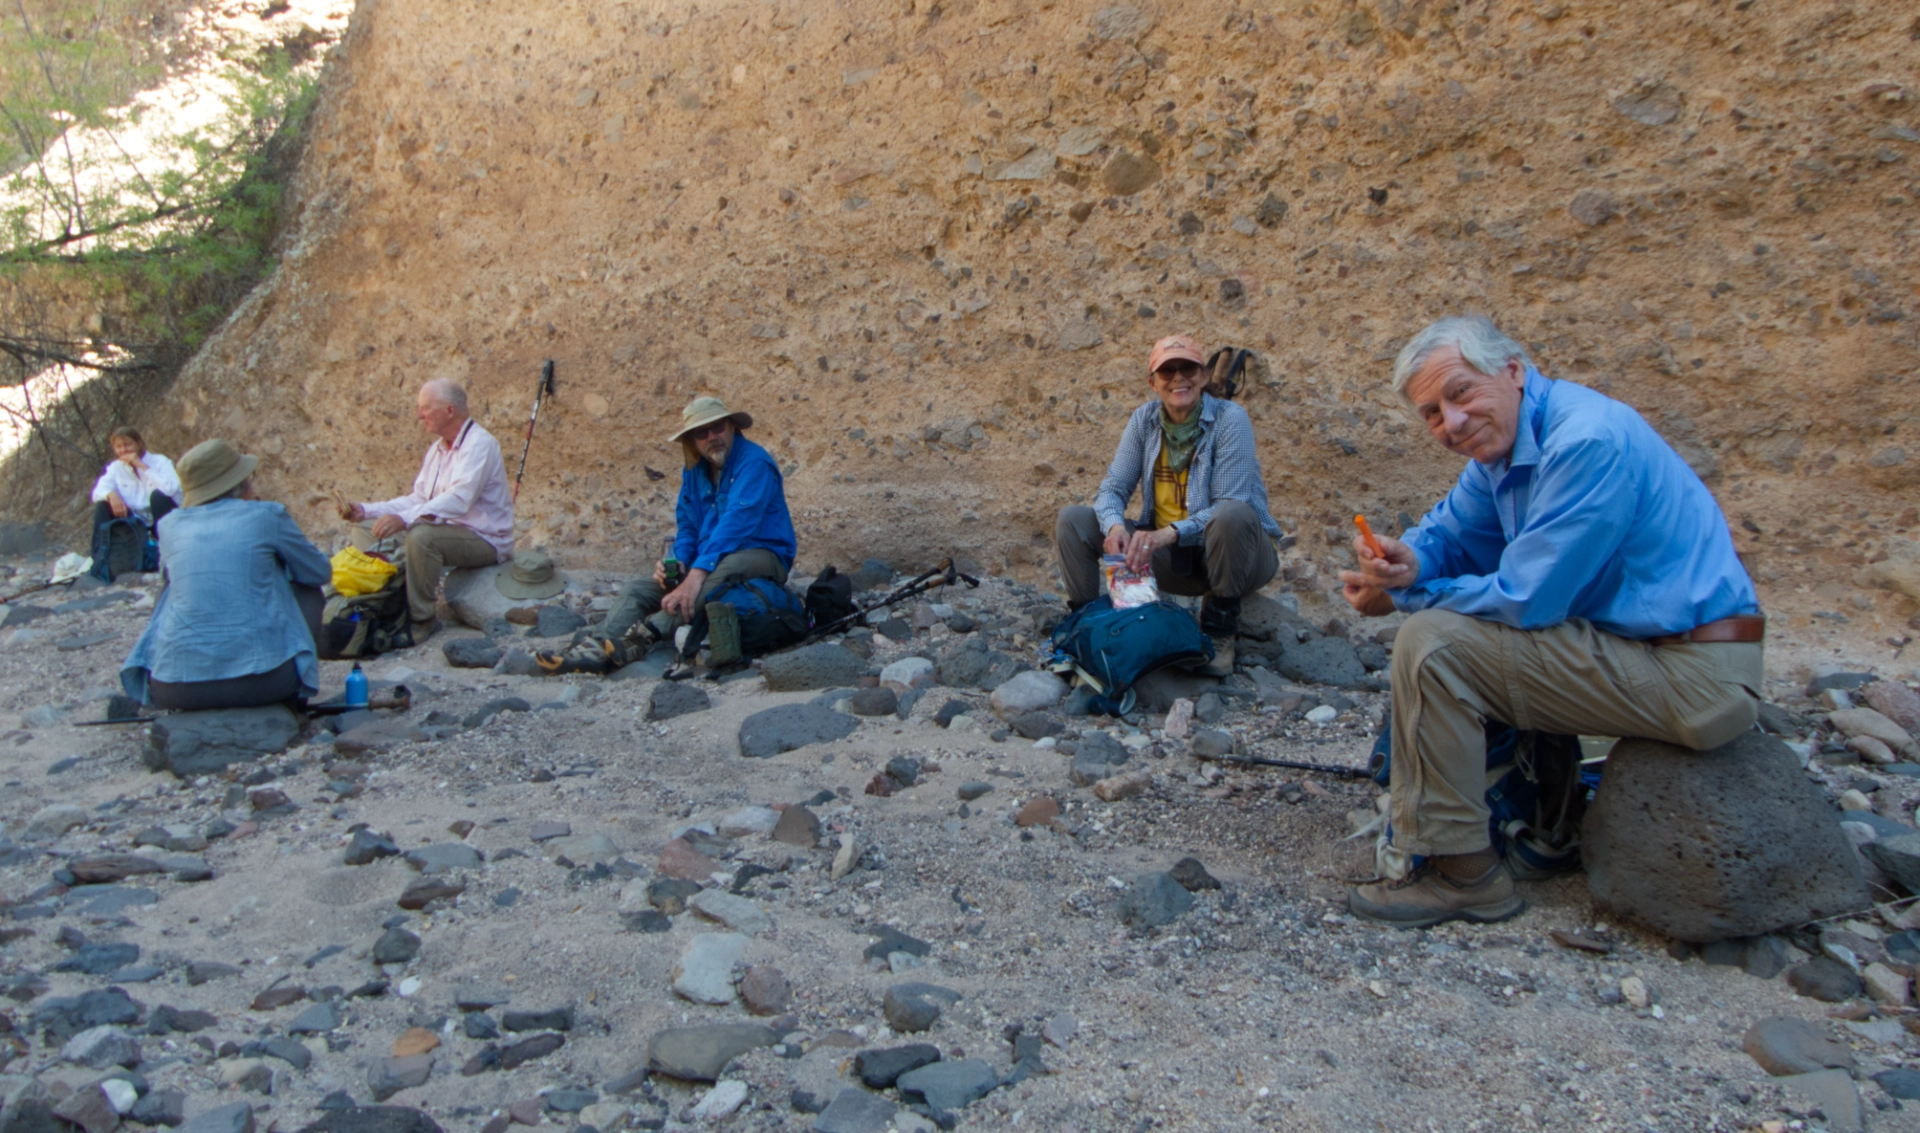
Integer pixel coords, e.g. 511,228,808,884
318,574,414,660
804,566,858,628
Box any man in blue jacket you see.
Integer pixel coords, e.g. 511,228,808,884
1338,315,1763,928
541,396,795,675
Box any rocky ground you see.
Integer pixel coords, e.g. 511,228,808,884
1,546,1919,1133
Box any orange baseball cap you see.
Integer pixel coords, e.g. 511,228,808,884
1148,334,1206,373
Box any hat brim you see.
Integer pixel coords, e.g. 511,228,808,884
495,569,569,600
182,453,260,507
669,410,752,444
1150,349,1206,373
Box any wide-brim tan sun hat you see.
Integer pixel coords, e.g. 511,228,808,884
177,438,261,507
496,548,569,600
669,396,753,444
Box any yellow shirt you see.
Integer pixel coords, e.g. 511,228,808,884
1152,441,1189,528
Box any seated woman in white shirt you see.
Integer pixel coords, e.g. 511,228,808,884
90,427,184,579
92,426,183,530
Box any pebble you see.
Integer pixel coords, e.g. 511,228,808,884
1305,704,1339,725
368,1053,434,1100
896,1059,999,1113
673,933,749,1004
882,983,961,1032
528,820,571,841
1115,872,1194,929
502,1006,573,1032
689,889,773,935
823,832,858,884
719,806,780,838
658,838,718,881
371,926,422,964
646,1023,778,1082
989,671,1067,717
1619,976,1651,1010
1863,962,1912,1006
1788,957,1864,1002
1190,729,1233,757
1014,797,1060,827
666,1079,742,1124
854,1043,941,1088
739,965,791,1015
497,1032,564,1069
391,1027,440,1057
810,1088,897,1133
175,1102,256,1133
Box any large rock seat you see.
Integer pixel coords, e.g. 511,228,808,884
1583,731,1869,942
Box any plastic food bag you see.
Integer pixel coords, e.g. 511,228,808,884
1102,554,1160,609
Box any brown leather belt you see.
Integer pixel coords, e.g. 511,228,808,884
1647,614,1766,647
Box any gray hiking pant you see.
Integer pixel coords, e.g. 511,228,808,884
1055,501,1277,608
602,549,788,643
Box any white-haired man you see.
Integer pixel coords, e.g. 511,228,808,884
333,379,514,639
1339,315,1762,928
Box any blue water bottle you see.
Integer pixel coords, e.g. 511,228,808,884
344,662,369,709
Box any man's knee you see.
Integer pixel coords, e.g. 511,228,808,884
403,524,432,561
1057,505,1098,547
1389,609,1486,684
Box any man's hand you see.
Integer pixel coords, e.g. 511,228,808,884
660,567,710,621
117,452,146,473
369,513,405,541
652,560,668,588
1102,524,1129,556
105,490,129,519
330,489,364,522
1337,532,1419,617
1124,526,1178,573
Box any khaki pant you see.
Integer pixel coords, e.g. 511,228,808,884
602,548,788,643
1056,501,1278,607
1389,609,1764,857
352,521,499,623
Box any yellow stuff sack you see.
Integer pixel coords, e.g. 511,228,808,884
330,546,398,597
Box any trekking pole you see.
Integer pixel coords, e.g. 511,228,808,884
512,360,556,502
0,578,70,605
807,558,980,642
1190,749,1374,779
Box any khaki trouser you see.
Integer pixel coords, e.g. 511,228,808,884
1056,501,1278,607
352,521,499,623
1389,609,1764,857
601,548,789,643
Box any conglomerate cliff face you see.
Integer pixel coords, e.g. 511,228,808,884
160,0,1917,607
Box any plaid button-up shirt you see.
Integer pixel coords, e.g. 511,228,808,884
1093,394,1285,547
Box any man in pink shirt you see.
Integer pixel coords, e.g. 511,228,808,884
333,379,513,639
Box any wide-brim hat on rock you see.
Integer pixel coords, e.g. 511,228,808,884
496,549,569,600
178,438,260,507
669,396,753,444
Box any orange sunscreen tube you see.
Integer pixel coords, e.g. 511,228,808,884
1354,515,1385,559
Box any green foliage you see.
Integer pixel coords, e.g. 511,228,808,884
0,2,319,385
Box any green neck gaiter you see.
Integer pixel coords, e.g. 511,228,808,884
1160,408,1202,473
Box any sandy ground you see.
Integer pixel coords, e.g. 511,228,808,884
0,553,1917,1133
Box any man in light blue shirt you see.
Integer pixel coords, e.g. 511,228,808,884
1339,315,1764,928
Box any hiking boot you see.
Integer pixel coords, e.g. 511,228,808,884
705,601,743,669
1348,853,1524,929
535,636,628,676
410,617,441,645
1195,595,1240,677
663,660,699,682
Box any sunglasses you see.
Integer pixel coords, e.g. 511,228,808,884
686,420,731,441
1153,361,1203,380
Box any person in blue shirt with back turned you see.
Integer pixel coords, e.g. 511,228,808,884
1339,314,1763,929
539,396,796,678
